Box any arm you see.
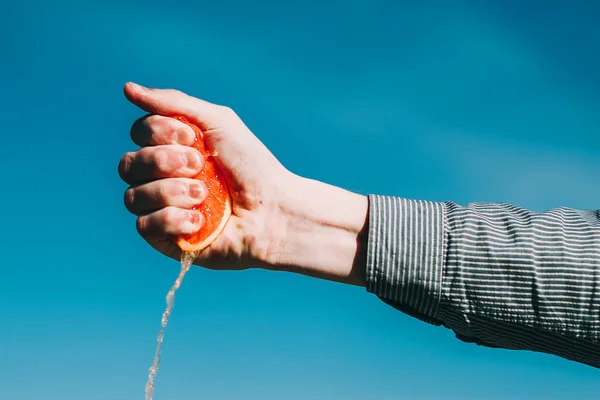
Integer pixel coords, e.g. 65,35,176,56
363,195,600,368
264,174,600,367
120,83,599,368
269,174,369,286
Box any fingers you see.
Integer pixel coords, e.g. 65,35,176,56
136,206,203,238
118,145,204,185
130,114,197,147
124,178,207,216
123,82,220,130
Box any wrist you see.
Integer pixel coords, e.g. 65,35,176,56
267,174,369,286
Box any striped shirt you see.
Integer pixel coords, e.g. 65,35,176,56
365,195,600,368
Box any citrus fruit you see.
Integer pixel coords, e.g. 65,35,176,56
172,116,232,253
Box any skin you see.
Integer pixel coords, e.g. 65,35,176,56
119,82,369,286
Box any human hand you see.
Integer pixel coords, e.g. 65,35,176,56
119,82,368,284
119,82,291,270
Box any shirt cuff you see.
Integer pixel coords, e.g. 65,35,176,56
365,195,446,324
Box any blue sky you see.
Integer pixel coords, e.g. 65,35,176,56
2,0,600,398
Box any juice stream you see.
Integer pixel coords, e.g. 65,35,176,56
145,251,197,400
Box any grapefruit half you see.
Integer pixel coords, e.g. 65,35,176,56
172,116,232,253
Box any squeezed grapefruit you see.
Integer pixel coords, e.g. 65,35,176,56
172,116,232,252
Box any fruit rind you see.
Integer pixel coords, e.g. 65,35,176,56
171,116,232,253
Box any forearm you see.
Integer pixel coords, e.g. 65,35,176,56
266,175,600,366
271,174,369,286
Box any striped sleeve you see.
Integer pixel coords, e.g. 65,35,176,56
365,195,600,368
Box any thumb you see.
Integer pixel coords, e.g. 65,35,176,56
123,82,220,130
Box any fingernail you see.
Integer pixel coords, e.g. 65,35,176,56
129,82,148,93
182,151,202,170
180,210,203,234
189,211,202,225
172,127,195,145
188,183,206,200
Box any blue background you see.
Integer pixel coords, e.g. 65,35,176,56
2,0,600,398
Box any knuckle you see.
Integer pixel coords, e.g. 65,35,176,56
155,183,169,203
153,148,181,175
218,105,236,117
162,207,178,226
159,116,176,136
166,126,180,143
155,181,182,204
165,89,185,99
171,126,195,145
143,114,161,130
141,115,165,144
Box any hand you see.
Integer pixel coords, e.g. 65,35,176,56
119,82,291,270
119,83,369,285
